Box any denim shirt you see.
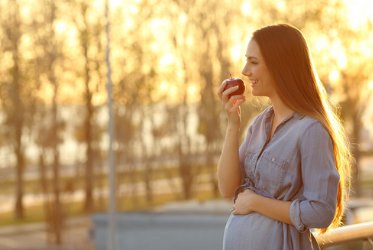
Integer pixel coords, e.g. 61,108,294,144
224,106,340,250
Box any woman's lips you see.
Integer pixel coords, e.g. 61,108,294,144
250,80,258,87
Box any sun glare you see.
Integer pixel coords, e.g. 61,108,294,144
314,36,329,52
187,84,200,102
159,81,168,93
275,0,286,12
328,69,340,83
368,81,373,91
55,20,68,34
159,54,175,68
345,0,373,29
240,1,251,17
230,44,243,62
330,41,347,69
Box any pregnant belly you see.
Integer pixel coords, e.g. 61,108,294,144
223,213,280,250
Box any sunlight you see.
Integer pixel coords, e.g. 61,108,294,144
55,20,68,34
275,0,286,12
159,53,176,68
159,81,169,93
328,69,340,83
109,0,124,8
128,4,139,15
368,81,373,91
19,0,32,21
344,0,373,29
314,36,329,52
330,41,347,69
21,34,33,60
37,76,54,103
179,13,188,24
240,1,251,17
187,84,200,102
230,44,243,62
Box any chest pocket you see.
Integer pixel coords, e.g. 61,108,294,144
256,152,288,196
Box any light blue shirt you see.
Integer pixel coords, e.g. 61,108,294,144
223,106,340,250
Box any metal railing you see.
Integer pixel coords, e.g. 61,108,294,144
315,221,373,248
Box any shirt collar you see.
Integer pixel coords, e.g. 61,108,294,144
265,106,305,121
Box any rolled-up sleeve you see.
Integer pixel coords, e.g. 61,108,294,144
290,122,340,232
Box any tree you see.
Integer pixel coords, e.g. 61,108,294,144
69,0,105,212
31,0,66,243
326,22,373,196
112,0,160,206
0,0,29,219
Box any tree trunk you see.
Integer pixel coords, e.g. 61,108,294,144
51,79,63,244
351,112,362,197
14,133,25,219
80,10,94,212
38,150,53,243
178,105,193,200
11,18,25,219
84,70,94,212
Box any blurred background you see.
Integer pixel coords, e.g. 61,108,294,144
0,0,372,249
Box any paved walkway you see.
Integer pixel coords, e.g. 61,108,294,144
0,217,93,250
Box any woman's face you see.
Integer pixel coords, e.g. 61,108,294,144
242,39,277,98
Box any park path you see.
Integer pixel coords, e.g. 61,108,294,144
0,216,92,250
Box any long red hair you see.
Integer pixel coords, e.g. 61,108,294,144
252,23,352,233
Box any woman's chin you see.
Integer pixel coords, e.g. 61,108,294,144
251,88,268,97
251,89,261,96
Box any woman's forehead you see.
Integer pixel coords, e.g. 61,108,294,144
245,39,260,58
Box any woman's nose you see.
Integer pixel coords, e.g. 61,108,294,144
242,64,251,77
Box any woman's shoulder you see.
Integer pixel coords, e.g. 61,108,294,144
294,115,331,140
295,115,325,130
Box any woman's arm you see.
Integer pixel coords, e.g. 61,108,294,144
216,81,246,198
217,125,242,198
289,122,339,231
232,189,292,225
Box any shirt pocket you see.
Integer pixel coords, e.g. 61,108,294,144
256,152,288,197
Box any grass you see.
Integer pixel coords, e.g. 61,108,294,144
2,163,371,228
0,164,212,195
0,165,219,227
0,190,218,227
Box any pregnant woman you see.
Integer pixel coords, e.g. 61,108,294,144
217,24,352,250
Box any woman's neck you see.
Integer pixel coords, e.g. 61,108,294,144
269,95,294,122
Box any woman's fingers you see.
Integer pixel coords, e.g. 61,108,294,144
217,80,241,102
217,79,228,98
230,96,246,111
224,95,246,112
221,85,239,102
231,205,243,215
231,205,238,215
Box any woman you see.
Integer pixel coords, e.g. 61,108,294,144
217,24,351,250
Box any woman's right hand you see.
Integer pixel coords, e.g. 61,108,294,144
217,79,246,127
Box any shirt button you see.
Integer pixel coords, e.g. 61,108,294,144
271,158,275,162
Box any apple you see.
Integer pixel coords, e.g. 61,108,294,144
223,77,245,98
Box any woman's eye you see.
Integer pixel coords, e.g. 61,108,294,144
250,61,258,65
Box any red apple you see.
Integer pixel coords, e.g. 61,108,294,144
223,77,245,98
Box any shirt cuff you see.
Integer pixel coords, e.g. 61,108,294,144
290,199,307,232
